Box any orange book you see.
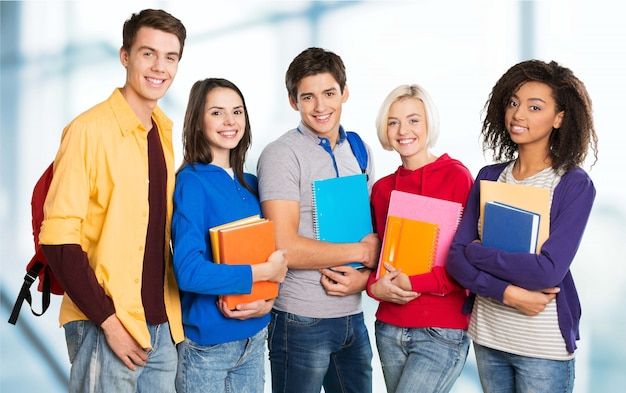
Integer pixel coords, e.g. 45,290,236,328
216,219,278,310
209,215,261,263
377,215,439,278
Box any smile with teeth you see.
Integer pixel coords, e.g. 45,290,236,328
219,130,237,138
146,77,165,86
314,114,331,121
510,125,528,133
397,138,416,145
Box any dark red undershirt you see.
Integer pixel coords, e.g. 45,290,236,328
43,121,168,325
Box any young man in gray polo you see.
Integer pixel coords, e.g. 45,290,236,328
257,47,379,393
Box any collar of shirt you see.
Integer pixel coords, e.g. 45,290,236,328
296,121,347,148
297,121,348,178
109,88,173,138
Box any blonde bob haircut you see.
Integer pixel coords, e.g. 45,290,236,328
375,84,440,151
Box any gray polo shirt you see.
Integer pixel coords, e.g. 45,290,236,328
257,122,374,318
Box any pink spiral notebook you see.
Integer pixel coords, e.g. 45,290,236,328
376,190,463,278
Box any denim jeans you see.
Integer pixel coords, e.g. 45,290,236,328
176,327,267,393
268,310,372,393
64,320,177,393
375,321,469,393
473,343,575,393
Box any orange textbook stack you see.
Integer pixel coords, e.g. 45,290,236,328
209,216,278,310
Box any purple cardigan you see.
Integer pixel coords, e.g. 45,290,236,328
446,162,595,353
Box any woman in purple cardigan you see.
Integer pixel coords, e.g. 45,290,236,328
446,60,598,393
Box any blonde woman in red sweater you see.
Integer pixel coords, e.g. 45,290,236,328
366,84,473,393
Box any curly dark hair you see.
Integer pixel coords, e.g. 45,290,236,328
482,60,598,172
181,78,255,195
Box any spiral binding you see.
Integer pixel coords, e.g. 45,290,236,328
311,183,320,240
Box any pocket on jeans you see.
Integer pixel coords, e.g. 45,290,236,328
184,338,220,352
375,320,399,341
286,312,320,327
426,327,466,347
64,320,86,364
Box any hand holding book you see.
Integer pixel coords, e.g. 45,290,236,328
359,233,381,269
251,249,287,283
320,265,371,296
218,298,275,320
370,263,419,304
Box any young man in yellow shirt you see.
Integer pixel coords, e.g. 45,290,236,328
39,9,186,392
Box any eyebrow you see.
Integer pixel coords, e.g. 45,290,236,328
298,87,337,98
137,45,180,58
511,93,547,104
207,105,244,110
388,113,423,119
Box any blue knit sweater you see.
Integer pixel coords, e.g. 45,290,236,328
172,163,269,345
447,162,595,354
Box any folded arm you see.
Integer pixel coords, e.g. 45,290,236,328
261,199,379,270
463,172,595,290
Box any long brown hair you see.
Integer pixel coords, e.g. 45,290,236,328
482,60,598,172
181,78,255,194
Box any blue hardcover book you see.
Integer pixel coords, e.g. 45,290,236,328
483,201,541,253
312,174,372,268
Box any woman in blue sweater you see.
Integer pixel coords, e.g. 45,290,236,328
172,78,287,393
447,60,598,392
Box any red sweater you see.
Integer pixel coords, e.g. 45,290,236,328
366,154,473,329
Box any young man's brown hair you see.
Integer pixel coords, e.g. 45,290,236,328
285,47,347,102
122,9,187,58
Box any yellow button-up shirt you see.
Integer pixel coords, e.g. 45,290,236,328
40,89,183,347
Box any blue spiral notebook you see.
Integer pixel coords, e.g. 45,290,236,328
312,174,372,268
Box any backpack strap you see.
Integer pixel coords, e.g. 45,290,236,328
8,162,57,325
8,260,51,325
346,131,368,176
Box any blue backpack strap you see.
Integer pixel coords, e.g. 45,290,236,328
346,131,368,175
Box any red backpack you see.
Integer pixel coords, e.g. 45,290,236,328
8,163,65,325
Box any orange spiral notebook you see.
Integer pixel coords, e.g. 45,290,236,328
377,215,438,277
209,217,278,310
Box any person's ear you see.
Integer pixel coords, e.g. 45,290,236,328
341,84,350,103
554,111,564,129
289,95,299,111
119,47,128,67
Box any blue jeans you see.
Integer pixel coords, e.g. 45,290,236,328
176,327,267,393
375,321,469,393
473,343,575,393
64,320,177,393
268,310,372,393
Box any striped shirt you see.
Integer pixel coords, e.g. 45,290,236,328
469,162,573,360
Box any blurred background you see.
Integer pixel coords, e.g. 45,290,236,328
1,1,625,392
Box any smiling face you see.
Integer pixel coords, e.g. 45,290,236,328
120,26,180,112
203,87,246,167
505,81,564,151
386,97,431,168
289,72,349,142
